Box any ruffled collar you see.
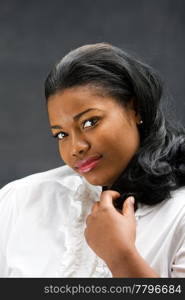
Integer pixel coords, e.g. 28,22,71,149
57,178,112,277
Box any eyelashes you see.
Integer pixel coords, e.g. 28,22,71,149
52,132,66,140
52,116,100,140
83,116,100,129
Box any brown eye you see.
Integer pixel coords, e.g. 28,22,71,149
53,132,67,140
83,117,100,129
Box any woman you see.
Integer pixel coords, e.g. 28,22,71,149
0,43,185,277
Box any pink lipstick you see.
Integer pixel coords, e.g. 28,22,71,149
77,156,102,173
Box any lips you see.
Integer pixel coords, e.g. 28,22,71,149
75,155,102,170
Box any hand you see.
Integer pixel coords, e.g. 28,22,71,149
84,190,137,269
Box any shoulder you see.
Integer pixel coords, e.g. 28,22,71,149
152,187,185,235
136,186,185,230
169,187,185,231
139,186,185,215
0,164,102,213
0,165,81,219
159,187,185,223
0,164,101,241
2,164,82,191
0,165,102,276
168,187,185,216
0,165,82,201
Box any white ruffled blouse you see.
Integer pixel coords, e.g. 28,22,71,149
0,165,185,277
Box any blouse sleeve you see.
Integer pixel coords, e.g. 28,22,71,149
0,182,18,277
171,216,185,278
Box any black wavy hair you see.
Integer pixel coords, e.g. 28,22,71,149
45,43,185,207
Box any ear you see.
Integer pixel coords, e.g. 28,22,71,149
127,98,142,124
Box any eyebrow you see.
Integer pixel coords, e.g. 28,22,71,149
51,108,102,130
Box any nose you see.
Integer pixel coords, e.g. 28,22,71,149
71,133,90,157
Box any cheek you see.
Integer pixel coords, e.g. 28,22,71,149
58,143,68,163
56,123,140,169
99,124,140,160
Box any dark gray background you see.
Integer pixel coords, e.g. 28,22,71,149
0,0,185,188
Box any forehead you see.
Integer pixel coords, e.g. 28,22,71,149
47,85,120,116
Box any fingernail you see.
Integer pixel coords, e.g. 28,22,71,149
129,196,135,204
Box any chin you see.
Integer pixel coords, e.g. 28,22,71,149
83,173,112,187
84,177,102,186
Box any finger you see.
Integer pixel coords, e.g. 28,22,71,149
85,214,91,226
122,196,135,216
100,190,121,208
91,202,100,213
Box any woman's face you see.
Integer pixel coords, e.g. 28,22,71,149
47,85,141,187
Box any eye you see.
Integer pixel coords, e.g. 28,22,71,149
82,117,100,129
52,132,68,140
52,117,100,140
